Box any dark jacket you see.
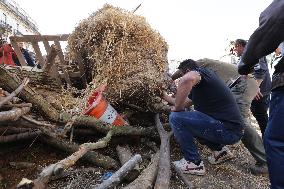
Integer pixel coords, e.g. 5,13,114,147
21,48,35,67
238,0,284,75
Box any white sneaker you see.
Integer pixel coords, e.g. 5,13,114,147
208,146,234,165
173,158,205,176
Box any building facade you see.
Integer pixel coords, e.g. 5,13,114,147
0,0,39,40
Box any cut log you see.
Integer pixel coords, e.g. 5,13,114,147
22,116,55,129
26,130,116,189
116,145,140,182
1,103,32,109
0,78,29,108
94,154,142,189
0,130,41,143
0,127,31,135
0,66,62,122
123,152,159,189
9,162,36,169
0,107,30,122
40,134,119,169
117,145,133,165
154,114,173,189
73,115,157,137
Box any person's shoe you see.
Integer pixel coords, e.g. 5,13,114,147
173,158,205,176
208,146,234,165
249,162,268,175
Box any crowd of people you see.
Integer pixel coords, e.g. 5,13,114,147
0,40,36,67
164,1,284,189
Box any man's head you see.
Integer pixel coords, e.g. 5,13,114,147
234,39,247,57
18,42,24,48
171,59,198,80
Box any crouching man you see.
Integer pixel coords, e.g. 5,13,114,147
163,59,244,175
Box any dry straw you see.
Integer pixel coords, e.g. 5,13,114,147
68,4,170,111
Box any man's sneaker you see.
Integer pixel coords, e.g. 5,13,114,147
249,162,268,175
208,146,234,165
173,158,205,176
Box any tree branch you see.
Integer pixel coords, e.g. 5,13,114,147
0,78,29,108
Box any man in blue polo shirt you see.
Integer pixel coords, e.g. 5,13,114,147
163,59,244,175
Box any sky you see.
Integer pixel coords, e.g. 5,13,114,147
16,0,272,69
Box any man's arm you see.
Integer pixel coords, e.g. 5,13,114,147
238,0,284,75
163,92,193,107
173,71,201,111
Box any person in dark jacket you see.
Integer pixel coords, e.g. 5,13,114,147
18,42,35,67
238,1,284,188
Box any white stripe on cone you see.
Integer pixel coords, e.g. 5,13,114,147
99,103,118,124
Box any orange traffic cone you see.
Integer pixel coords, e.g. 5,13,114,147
84,84,128,126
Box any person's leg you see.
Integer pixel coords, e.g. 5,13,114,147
250,94,270,136
242,124,266,164
169,111,241,162
264,90,284,189
231,78,267,165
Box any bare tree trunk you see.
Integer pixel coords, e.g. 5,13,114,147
0,66,62,122
123,152,159,189
116,145,140,182
1,103,32,109
39,134,119,170
0,130,41,143
0,78,29,108
0,107,30,121
0,127,31,135
154,114,173,189
20,131,116,189
94,154,142,189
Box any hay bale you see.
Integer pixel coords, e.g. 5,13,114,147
68,4,169,111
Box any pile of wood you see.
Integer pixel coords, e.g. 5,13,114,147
0,64,176,189
68,4,170,112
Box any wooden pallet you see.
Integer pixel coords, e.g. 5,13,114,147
9,34,87,88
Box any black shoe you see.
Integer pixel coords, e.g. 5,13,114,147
250,162,268,175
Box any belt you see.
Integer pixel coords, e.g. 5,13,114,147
228,74,254,89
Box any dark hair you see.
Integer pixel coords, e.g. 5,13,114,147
177,59,199,71
235,39,247,47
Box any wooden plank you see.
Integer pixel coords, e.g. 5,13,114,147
9,34,69,43
53,40,72,85
31,42,45,67
9,38,27,66
54,40,66,65
43,45,57,72
43,40,51,55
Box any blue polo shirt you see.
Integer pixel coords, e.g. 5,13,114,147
189,68,244,132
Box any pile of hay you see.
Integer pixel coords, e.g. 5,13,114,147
68,4,169,111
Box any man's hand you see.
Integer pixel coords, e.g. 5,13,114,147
238,60,254,75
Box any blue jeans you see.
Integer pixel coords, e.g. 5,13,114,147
264,90,284,189
251,94,270,136
170,111,242,162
